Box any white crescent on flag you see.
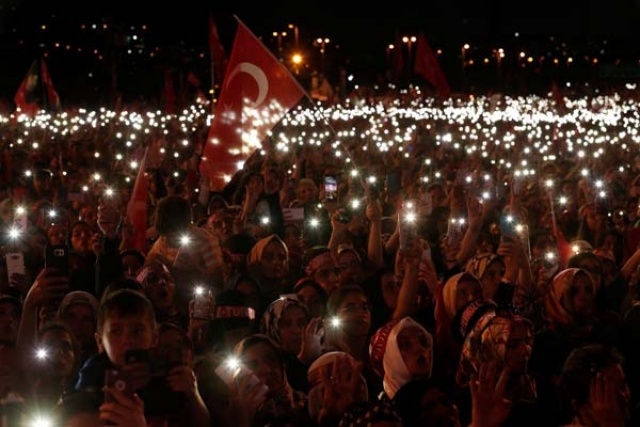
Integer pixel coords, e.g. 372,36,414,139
225,62,269,106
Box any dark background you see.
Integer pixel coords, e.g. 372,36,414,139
2,0,640,106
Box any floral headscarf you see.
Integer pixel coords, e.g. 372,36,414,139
307,351,368,422
369,317,433,399
545,268,594,327
260,296,308,344
465,252,501,281
458,311,536,402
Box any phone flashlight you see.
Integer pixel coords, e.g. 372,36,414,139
180,234,191,246
35,348,48,361
194,286,205,296
330,316,341,328
224,356,240,371
261,216,270,225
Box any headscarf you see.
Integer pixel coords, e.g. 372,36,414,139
465,252,501,281
57,291,98,319
260,296,308,344
135,261,172,286
369,317,433,399
545,268,594,327
457,312,536,403
307,351,368,422
247,234,289,277
442,272,481,320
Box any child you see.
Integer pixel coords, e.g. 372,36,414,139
71,288,209,426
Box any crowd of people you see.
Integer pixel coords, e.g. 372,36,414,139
0,89,640,426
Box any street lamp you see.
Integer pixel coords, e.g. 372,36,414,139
291,52,303,75
402,35,417,81
272,30,287,59
314,37,330,73
288,23,299,49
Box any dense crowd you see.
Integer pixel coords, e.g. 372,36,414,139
0,89,640,426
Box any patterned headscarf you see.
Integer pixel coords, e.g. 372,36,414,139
545,268,594,327
465,252,501,281
307,351,368,422
369,317,433,399
260,296,308,344
457,312,536,402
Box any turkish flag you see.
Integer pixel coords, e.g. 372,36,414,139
199,19,305,190
414,34,450,99
126,147,149,252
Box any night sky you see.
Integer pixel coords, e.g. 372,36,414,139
2,0,640,102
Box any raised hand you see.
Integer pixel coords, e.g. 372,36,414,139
100,387,146,427
470,361,512,427
298,317,324,364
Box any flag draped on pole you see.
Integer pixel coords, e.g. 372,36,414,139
209,15,229,88
14,59,61,116
414,33,450,99
126,147,149,252
199,17,306,190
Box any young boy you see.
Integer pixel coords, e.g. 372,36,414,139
71,288,210,426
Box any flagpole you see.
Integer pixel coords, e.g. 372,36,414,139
231,15,367,184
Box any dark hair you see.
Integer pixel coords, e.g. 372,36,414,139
154,196,192,235
158,321,193,351
326,285,368,318
560,344,624,407
235,333,280,359
302,246,331,270
393,378,444,427
101,278,145,302
120,249,146,266
96,289,156,333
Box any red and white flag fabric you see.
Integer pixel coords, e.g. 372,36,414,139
126,147,149,252
14,59,61,116
199,18,306,190
414,33,450,99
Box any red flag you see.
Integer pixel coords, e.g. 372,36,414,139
14,59,61,116
162,70,176,114
126,148,149,252
209,14,229,87
199,18,306,190
13,60,40,116
414,34,450,99
40,60,61,110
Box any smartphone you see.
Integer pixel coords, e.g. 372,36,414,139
125,348,182,377
499,215,518,240
45,244,69,276
104,368,133,404
193,288,214,320
323,176,338,202
398,212,418,251
385,172,400,196
214,358,268,403
5,252,26,283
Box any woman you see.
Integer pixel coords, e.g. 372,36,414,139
246,234,290,302
465,252,506,302
293,278,328,319
456,310,536,426
233,334,308,427
261,296,322,392
369,316,433,400
529,267,620,426
302,246,339,296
